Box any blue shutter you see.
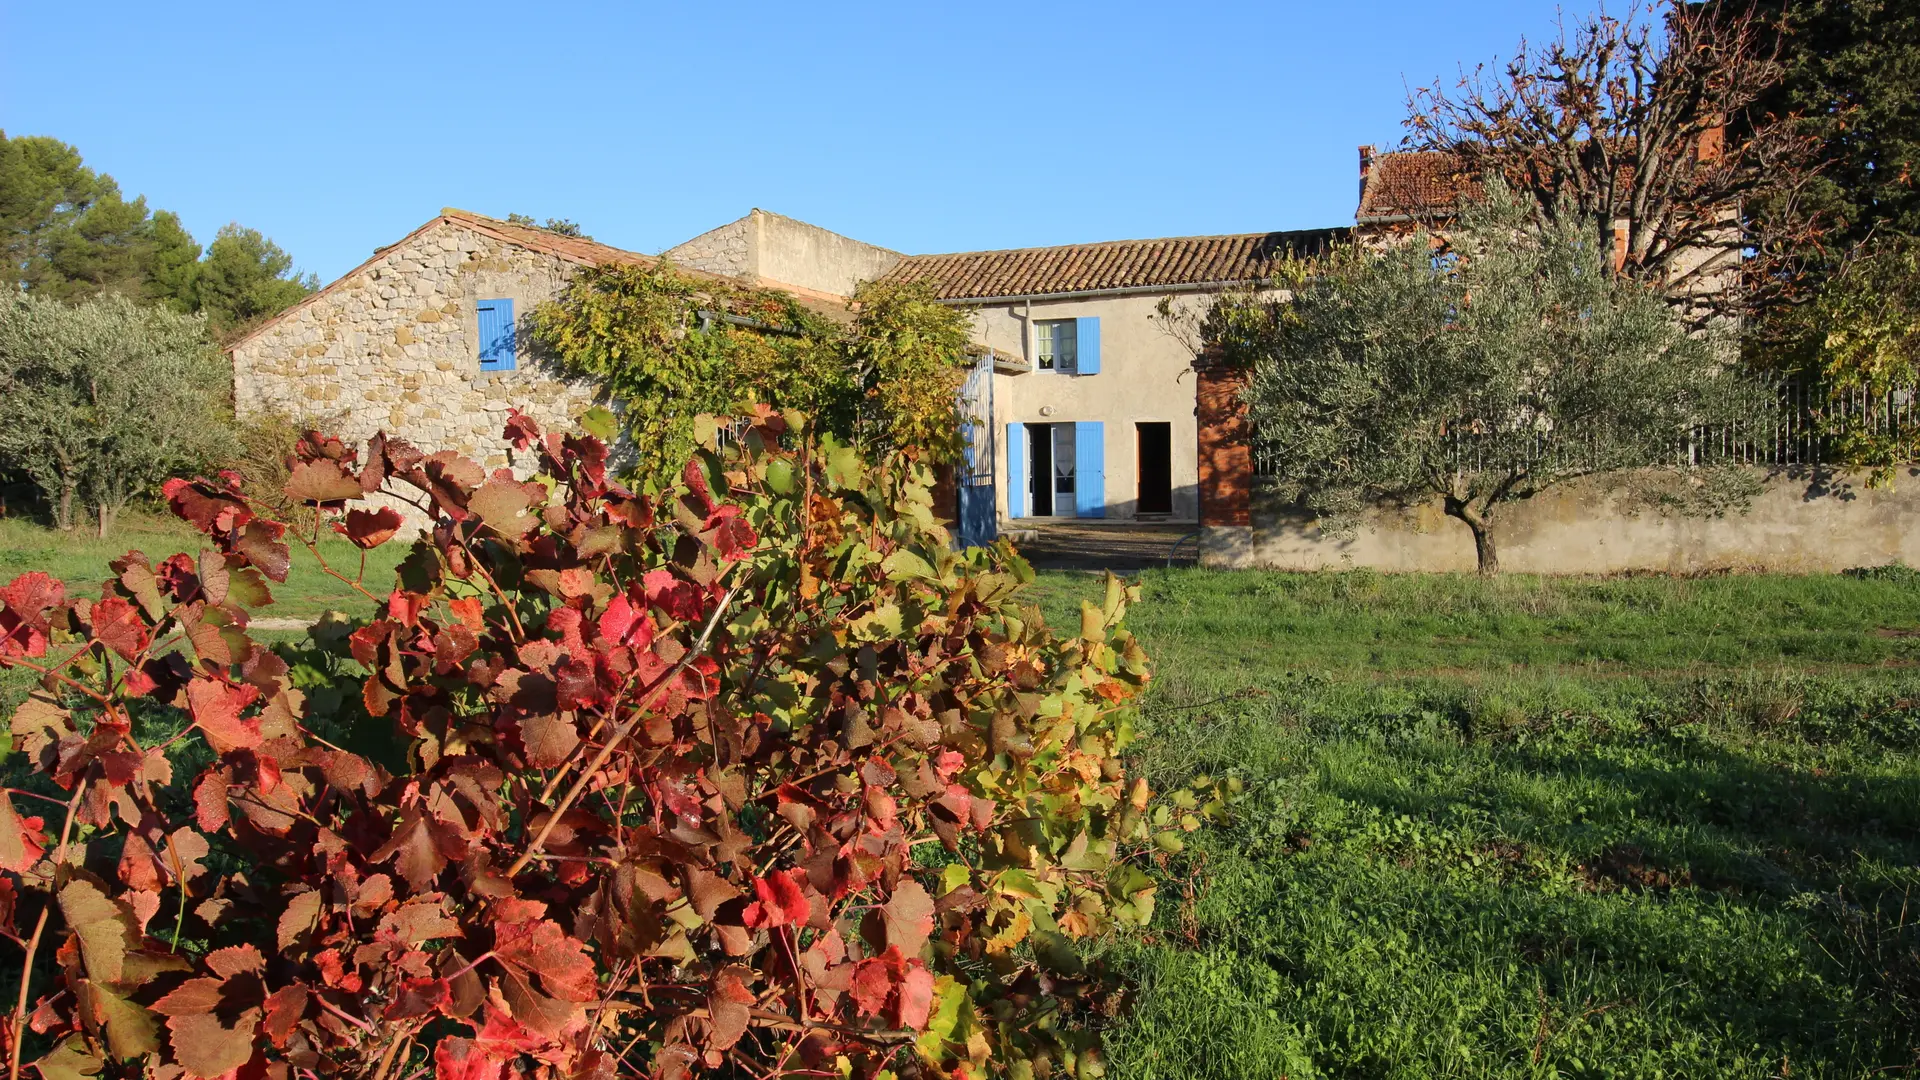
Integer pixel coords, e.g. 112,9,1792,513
1006,422,1026,519
1076,317,1100,375
1075,421,1104,518
478,298,517,371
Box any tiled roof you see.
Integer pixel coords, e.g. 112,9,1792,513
440,208,665,270
878,228,1348,301
1357,150,1481,222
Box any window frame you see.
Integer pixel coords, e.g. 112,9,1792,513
1034,318,1078,374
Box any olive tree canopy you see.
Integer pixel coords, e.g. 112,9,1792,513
1225,183,1773,572
0,293,233,534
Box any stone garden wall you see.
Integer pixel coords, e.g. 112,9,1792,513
1203,470,1920,574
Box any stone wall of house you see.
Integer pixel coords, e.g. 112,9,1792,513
661,216,751,278
230,220,598,473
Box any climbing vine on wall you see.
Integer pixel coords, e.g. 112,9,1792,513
531,266,972,487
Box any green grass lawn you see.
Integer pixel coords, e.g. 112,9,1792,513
6,514,1919,1076
0,515,406,710
1032,569,1920,1078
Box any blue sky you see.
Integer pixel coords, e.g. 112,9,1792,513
1,0,1571,283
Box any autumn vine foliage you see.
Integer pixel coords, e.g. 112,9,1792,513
0,405,1183,1079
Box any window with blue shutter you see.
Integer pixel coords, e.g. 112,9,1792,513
1076,317,1100,375
477,298,516,371
1006,422,1026,519
1034,320,1077,373
1074,421,1105,518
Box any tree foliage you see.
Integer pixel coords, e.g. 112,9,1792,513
0,294,233,535
1768,234,1920,483
1226,183,1773,573
0,406,1200,1079
1744,0,1920,248
0,131,314,334
531,266,972,486
506,214,590,239
1405,1,1822,323
190,224,319,335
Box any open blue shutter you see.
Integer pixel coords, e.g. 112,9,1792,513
1075,422,1104,518
1006,423,1026,519
1076,317,1100,375
478,298,516,371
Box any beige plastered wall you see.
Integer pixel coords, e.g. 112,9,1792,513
1204,470,1920,573
965,293,1208,523
663,209,901,300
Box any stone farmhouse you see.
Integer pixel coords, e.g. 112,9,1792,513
230,206,1345,538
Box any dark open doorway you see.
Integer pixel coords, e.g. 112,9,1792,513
1136,422,1172,515
1029,424,1054,516
1027,423,1078,517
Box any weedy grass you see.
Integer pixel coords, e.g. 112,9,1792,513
6,527,1920,1075
1032,568,1920,1079
0,515,406,710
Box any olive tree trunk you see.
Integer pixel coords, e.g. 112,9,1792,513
1444,497,1499,574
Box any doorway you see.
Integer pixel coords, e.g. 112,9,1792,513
1027,423,1077,517
1136,422,1171,514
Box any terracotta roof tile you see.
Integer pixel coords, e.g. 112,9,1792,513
1357,150,1481,222
440,208,665,270
877,228,1347,301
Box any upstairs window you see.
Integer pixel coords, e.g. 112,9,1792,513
1035,319,1077,373
478,298,517,371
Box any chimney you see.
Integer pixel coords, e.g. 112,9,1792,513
1359,145,1376,208
1696,123,1725,163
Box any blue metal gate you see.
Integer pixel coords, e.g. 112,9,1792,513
955,353,997,548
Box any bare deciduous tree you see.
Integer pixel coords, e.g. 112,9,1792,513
1406,1,1825,322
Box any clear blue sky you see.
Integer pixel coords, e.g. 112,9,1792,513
1,0,1570,284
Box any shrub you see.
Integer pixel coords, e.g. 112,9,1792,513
222,408,348,533
0,406,1167,1079
0,293,233,535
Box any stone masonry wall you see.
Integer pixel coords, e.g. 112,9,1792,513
660,217,751,278
230,220,598,473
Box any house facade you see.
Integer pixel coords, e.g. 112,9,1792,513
228,209,848,474
876,231,1340,528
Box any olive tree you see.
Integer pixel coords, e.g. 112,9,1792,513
0,293,232,533
1227,183,1773,573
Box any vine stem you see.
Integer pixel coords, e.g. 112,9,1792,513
9,781,87,1080
505,585,739,878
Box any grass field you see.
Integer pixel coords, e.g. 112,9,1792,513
6,516,1919,1075
1031,569,1920,1078
0,515,406,710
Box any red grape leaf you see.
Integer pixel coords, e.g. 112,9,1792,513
706,966,755,1051
493,920,597,1002
341,506,404,549
186,679,261,754
880,881,935,955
